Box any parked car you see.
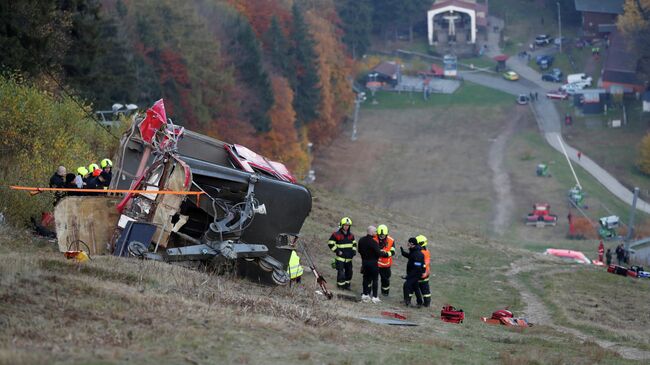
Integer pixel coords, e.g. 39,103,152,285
542,73,562,82
503,70,519,81
546,90,569,100
535,34,552,46
536,55,554,70
575,38,588,49
567,73,592,85
554,37,567,46
551,68,563,78
517,94,530,105
561,82,587,94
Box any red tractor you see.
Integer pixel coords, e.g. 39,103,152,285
525,203,558,226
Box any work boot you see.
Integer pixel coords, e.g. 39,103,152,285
371,297,381,304
382,290,389,297
404,300,411,307
361,294,371,303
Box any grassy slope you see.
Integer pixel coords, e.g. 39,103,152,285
507,125,650,236
1,183,641,365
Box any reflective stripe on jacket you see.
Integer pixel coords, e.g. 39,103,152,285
328,229,357,260
376,235,395,268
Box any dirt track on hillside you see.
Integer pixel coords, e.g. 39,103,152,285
314,105,517,233
488,108,521,234
507,258,650,360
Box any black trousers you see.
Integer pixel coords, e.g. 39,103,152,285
416,277,431,307
336,260,353,288
403,274,420,304
361,261,379,297
379,267,391,295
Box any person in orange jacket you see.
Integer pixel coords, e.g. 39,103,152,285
415,235,431,307
375,224,396,296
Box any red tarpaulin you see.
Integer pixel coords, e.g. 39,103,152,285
139,99,167,144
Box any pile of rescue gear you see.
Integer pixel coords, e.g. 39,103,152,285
440,305,465,323
607,264,650,278
480,308,533,327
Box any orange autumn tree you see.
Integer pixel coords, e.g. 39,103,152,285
230,0,291,37
306,10,354,145
259,76,309,176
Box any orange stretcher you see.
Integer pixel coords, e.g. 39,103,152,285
10,186,204,195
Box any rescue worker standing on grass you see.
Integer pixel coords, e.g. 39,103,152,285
415,235,431,307
375,224,396,296
328,217,357,290
401,237,426,307
287,250,303,283
358,225,388,303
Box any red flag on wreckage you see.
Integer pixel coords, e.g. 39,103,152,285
139,99,167,144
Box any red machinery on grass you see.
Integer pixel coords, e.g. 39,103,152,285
525,203,558,226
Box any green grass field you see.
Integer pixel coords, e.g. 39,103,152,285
364,82,513,109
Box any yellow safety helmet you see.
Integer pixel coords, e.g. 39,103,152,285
77,166,89,176
339,217,352,227
88,163,100,173
377,224,389,236
100,158,113,168
416,234,428,247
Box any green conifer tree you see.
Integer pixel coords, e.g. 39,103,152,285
290,3,321,125
335,0,372,58
231,16,274,132
265,16,290,76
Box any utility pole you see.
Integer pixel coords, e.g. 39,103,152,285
557,1,562,53
351,92,366,141
624,187,640,252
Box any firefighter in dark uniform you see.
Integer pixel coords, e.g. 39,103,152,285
401,237,425,307
415,234,431,307
328,217,357,290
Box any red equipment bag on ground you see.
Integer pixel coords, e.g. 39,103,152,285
491,309,513,320
499,317,532,327
607,264,637,278
440,305,464,323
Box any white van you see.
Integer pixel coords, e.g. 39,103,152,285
567,73,592,85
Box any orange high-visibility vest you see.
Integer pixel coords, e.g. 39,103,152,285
377,236,395,268
421,248,430,279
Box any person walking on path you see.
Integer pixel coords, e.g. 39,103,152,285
577,151,582,160
358,225,388,303
401,238,426,307
375,224,396,296
328,217,357,290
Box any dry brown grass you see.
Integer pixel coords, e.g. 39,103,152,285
0,189,637,364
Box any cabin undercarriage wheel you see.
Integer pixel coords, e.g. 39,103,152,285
271,269,290,286
258,258,274,272
127,241,148,258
